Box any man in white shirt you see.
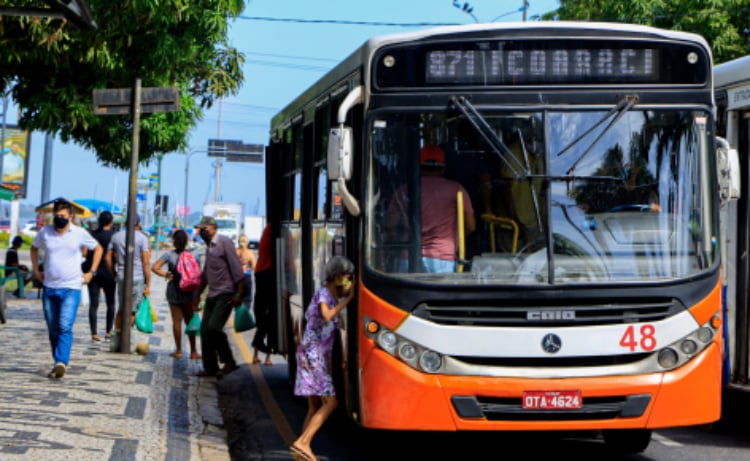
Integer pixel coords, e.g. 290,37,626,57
31,198,103,379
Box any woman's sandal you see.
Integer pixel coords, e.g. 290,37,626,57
289,444,314,461
169,351,183,359
189,352,202,360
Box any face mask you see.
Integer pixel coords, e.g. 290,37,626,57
199,230,211,242
54,216,69,229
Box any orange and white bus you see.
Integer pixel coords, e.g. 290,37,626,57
264,22,738,453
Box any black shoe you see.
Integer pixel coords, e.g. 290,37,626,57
218,363,240,376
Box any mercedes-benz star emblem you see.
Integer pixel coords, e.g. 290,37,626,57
541,333,562,353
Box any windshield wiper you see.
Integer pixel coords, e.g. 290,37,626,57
450,96,525,179
556,95,639,175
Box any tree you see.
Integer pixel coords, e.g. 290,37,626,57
546,0,750,64
0,0,246,169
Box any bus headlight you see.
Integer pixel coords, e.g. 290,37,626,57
398,343,417,360
378,331,398,354
696,326,713,343
365,317,444,374
419,350,442,373
656,318,718,370
657,348,679,368
680,339,698,355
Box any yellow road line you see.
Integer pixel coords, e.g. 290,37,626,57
230,319,298,445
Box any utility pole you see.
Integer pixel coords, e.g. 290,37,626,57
215,99,223,201
523,0,529,21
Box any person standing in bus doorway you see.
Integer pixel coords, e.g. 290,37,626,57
251,223,275,365
385,144,476,272
194,216,245,377
82,211,117,341
31,198,103,379
290,255,355,461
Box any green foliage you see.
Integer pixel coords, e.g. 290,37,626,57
550,0,750,63
0,0,246,169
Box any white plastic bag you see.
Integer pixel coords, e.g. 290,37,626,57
80,280,90,307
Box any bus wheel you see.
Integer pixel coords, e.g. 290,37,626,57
602,429,651,454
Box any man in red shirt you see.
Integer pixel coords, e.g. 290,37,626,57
386,144,476,272
251,224,275,365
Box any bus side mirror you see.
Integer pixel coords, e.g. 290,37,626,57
717,137,740,202
328,127,353,180
327,126,361,216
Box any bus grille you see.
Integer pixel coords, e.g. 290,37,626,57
452,395,651,421
412,298,679,327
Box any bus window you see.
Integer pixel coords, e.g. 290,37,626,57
366,109,715,284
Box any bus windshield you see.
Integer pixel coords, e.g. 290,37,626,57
366,107,717,284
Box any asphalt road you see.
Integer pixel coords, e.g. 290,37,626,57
216,334,750,461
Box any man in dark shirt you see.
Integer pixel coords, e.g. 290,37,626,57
82,211,117,341
194,216,245,377
5,235,34,296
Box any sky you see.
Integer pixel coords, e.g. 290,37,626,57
4,0,559,224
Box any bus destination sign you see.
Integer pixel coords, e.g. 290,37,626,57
426,47,658,85
374,39,708,88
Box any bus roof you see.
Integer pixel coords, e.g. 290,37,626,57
714,54,750,89
271,21,711,133
358,21,710,52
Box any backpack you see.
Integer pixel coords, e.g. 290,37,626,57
176,250,202,292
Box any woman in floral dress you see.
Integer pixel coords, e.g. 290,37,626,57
290,256,355,461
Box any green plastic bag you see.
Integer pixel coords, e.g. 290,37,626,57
134,296,154,334
186,312,201,337
234,303,255,332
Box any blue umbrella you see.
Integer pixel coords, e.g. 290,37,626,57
73,198,122,214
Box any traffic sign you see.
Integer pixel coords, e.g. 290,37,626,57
93,87,179,115
208,139,263,162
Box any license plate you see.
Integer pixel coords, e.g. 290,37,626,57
522,390,582,410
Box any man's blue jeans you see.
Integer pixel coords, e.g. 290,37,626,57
42,288,81,365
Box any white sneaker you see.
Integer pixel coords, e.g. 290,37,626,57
53,362,66,378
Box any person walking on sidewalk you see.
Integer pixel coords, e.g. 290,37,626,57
82,211,117,342
194,216,244,377
151,229,201,360
106,215,151,337
251,223,275,365
31,198,103,379
290,255,355,461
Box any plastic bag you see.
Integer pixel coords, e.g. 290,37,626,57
80,283,90,307
234,303,255,332
150,302,158,323
135,296,154,334
185,312,201,336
